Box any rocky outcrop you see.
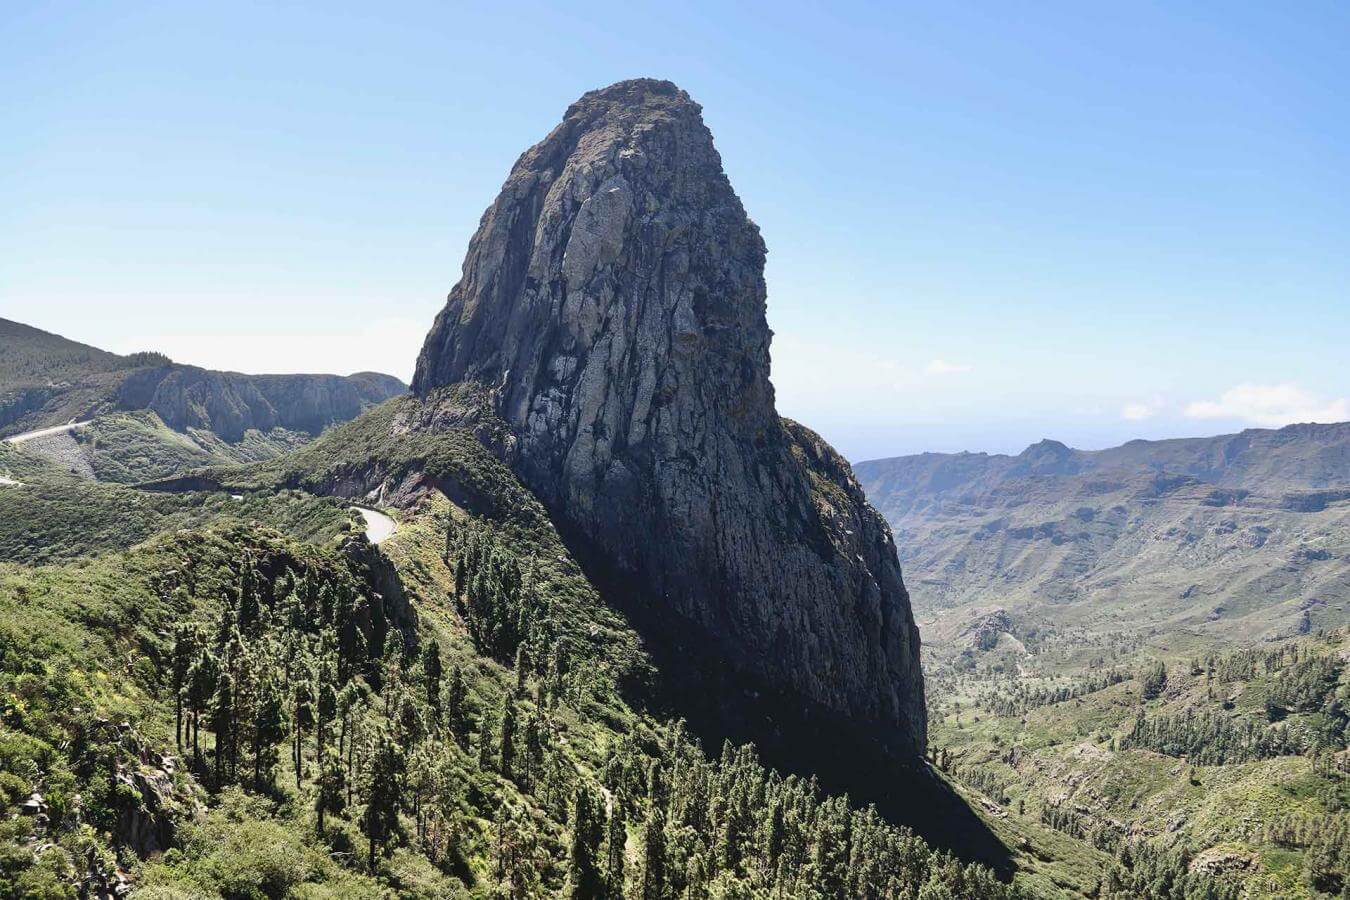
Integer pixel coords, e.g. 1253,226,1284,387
73,719,204,859
0,316,407,441
413,79,925,756
340,529,419,657
115,367,406,441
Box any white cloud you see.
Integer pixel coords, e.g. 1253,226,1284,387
110,317,426,383
924,359,972,376
1120,401,1157,421
1185,383,1350,428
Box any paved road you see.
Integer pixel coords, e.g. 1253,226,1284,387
353,507,397,545
5,421,400,544
5,420,92,444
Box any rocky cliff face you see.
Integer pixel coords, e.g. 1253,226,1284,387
0,317,406,441
413,79,925,755
115,367,406,442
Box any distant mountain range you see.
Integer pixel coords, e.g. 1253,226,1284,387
4,79,1343,898
855,424,1350,651
0,317,406,441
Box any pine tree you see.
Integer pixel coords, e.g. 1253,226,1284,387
316,745,345,835
764,798,785,872
515,645,530,693
171,622,197,751
454,556,467,599
499,693,517,779
336,590,367,684
186,652,217,768
362,728,406,870
522,710,544,788
236,554,262,634
478,710,494,771
639,807,667,900
444,665,468,745
422,638,443,721
605,799,627,896
251,659,289,789
566,786,605,899
291,665,314,789
210,671,235,784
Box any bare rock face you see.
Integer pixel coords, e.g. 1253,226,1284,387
414,79,925,755
115,367,406,441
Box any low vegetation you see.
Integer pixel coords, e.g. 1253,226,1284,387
0,401,1022,898
10,386,1344,896
72,411,308,484
0,317,169,388
928,621,1349,898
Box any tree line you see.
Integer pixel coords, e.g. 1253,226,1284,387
156,522,1023,898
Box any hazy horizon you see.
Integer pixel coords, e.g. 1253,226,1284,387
5,1,1347,462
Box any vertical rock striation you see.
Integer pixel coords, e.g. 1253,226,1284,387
414,79,925,756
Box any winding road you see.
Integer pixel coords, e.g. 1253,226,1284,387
353,507,397,545
4,418,400,546
5,420,91,444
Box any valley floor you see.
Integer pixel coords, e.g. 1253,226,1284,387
923,621,1349,898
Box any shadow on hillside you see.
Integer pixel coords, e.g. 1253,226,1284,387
568,542,1015,880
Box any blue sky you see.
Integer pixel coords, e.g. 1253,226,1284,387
3,1,1347,460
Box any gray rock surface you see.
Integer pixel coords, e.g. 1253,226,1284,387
413,79,925,754
116,367,406,442
0,316,407,440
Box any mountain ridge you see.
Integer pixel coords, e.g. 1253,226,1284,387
0,317,407,440
855,420,1350,650
857,420,1350,498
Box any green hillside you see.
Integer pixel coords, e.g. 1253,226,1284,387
68,411,310,484
0,440,347,565
0,398,1018,899
926,627,1348,898
857,429,1350,897
0,317,169,386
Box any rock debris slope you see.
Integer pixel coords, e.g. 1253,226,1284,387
414,79,925,756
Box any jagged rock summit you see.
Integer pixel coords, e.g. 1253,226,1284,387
414,79,925,755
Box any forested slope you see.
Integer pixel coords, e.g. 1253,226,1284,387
0,398,1019,898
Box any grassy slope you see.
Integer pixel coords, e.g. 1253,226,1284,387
0,522,401,898
0,441,347,565
927,629,1349,898
2,397,1021,898
219,395,652,694
71,410,309,484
